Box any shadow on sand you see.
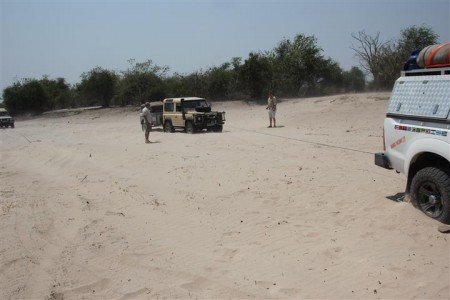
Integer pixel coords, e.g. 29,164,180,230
386,192,406,202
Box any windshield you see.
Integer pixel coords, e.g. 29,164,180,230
183,100,209,109
0,111,10,117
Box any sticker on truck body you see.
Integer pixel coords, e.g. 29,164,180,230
391,136,406,149
394,125,448,137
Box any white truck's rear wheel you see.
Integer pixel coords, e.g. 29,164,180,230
411,167,450,224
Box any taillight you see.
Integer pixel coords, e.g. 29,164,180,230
382,126,386,151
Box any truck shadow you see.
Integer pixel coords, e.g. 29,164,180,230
157,129,226,134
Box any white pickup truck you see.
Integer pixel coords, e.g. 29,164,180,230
375,67,450,224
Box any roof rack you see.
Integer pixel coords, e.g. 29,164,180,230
401,67,450,77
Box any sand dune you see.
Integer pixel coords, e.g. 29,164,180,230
1,92,449,299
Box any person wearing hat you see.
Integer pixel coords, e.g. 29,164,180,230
142,102,153,143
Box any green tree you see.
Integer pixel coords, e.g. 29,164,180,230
163,71,207,98
342,67,365,92
39,76,72,109
2,79,51,114
351,25,439,89
377,25,438,88
162,57,243,100
118,59,168,106
240,52,272,99
397,25,439,59
269,34,333,96
343,67,366,92
205,63,234,99
315,59,344,95
228,57,244,98
78,67,118,107
3,83,23,114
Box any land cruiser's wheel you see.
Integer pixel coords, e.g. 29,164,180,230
163,121,174,133
410,167,450,224
11,124,14,128
213,125,223,132
185,121,195,134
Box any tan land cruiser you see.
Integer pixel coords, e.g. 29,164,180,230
0,108,14,128
162,97,225,133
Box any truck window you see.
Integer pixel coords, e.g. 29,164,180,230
164,103,174,112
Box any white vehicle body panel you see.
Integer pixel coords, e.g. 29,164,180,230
381,73,450,175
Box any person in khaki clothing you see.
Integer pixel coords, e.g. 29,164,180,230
266,90,277,128
142,102,153,143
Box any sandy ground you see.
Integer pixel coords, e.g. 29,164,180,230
1,92,449,300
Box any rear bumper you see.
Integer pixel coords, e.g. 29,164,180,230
374,152,392,169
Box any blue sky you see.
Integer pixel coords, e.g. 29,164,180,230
1,0,449,94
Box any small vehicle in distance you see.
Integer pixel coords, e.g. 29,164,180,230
0,108,14,128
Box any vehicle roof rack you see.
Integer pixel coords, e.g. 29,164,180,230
401,67,450,77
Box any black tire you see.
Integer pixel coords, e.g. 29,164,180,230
213,125,223,132
185,121,195,134
410,167,450,224
11,124,14,128
163,121,174,133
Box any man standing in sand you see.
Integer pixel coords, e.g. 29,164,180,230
266,90,277,128
142,102,153,143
